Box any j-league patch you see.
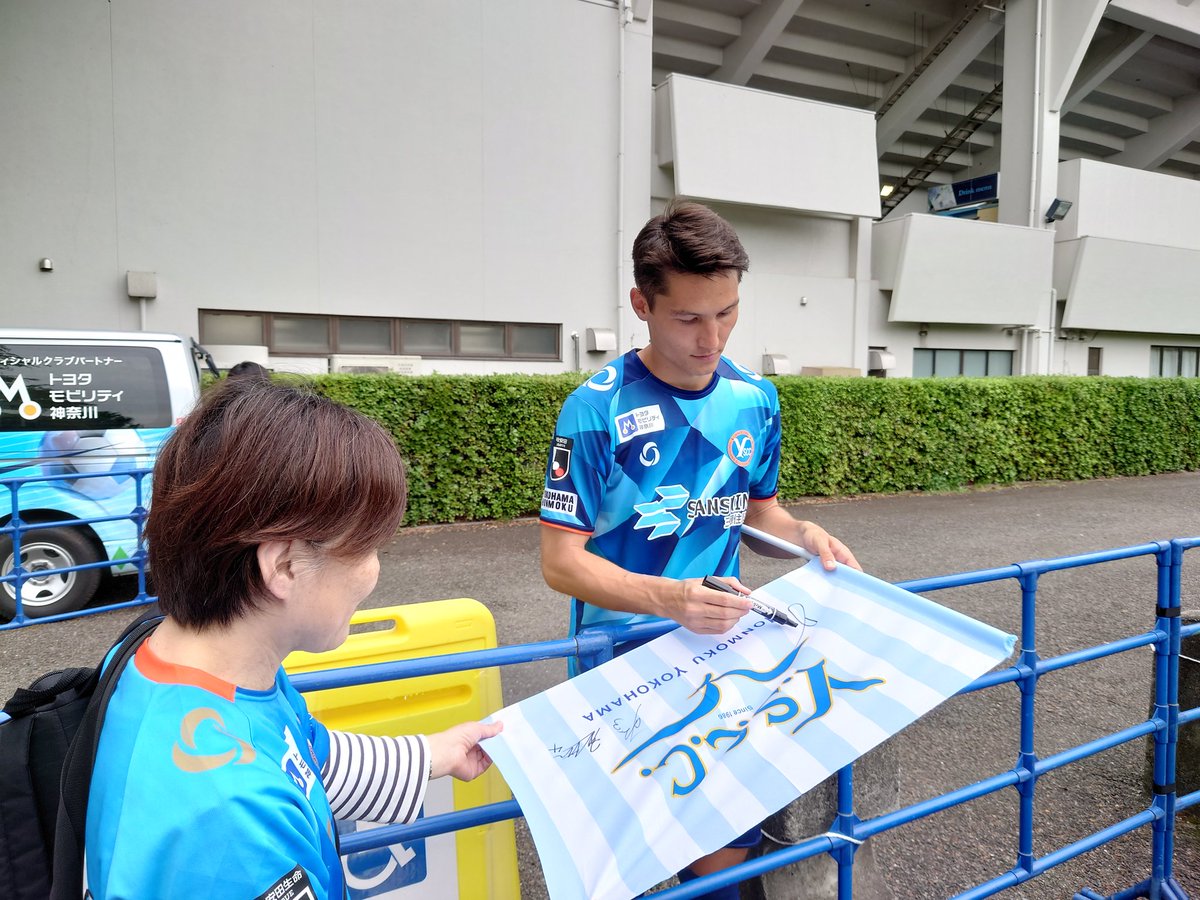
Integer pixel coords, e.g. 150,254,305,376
550,436,573,481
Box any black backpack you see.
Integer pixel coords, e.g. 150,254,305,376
0,613,161,900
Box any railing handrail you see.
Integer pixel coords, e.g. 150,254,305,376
297,538,1198,899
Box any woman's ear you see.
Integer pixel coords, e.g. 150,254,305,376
257,540,297,600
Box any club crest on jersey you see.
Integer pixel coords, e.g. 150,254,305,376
727,430,755,466
615,405,665,444
550,436,572,481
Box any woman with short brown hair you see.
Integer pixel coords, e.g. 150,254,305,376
84,377,499,899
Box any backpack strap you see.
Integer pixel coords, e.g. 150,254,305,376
49,615,161,899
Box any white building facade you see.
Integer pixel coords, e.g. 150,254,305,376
3,0,1198,378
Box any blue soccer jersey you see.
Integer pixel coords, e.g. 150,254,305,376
541,350,782,637
85,642,344,900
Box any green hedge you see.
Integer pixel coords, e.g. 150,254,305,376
311,374,581,525
297,374,1200,526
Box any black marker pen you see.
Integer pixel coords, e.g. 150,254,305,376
702,575,801,628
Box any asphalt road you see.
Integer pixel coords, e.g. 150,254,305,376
3,472,1199,899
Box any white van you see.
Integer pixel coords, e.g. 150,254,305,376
0,329,211,621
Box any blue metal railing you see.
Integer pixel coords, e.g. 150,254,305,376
2,462,1195,896
1,467,156,628
289,539,1198,899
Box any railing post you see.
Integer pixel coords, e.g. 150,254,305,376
833,764,859,900
133,469,150,600
1150,540,1183,889
1015,568,1040,879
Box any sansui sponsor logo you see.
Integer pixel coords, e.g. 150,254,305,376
686,492,748,528
633,487,751,537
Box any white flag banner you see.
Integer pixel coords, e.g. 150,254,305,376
482,560,1016,900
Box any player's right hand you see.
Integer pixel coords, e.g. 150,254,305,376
665,577,752,634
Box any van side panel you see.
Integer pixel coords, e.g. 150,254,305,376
1,333,198,576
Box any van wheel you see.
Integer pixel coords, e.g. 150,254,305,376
0,527,102,620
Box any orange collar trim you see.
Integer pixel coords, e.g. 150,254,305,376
135,641,238,702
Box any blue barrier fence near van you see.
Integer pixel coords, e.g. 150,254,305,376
288,539,1198,900
0,468,156,629
2,464,1196,895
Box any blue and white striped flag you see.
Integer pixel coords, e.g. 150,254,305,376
483,561,1016,900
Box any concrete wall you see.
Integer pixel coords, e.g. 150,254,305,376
1,0,653,372
5,2,1200,382
690,204,862,375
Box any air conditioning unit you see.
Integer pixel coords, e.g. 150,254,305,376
868,350,896,371
328,355,422,375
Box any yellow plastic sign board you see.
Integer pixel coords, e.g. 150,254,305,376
284,599,520,900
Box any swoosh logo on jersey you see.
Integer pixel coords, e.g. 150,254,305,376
172,707,257,773
633,485,689,539
586,365,618,392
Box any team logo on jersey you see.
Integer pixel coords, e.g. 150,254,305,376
615,404,665,444
586,365,619,392
727,430,755,466
172,708,257,773
639,442,660,467
550,436,572,481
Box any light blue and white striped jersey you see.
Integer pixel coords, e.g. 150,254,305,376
541,350,782,637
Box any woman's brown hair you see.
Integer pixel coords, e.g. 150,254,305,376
146,378,406,628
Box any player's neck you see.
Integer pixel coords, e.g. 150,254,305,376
636,346,716,393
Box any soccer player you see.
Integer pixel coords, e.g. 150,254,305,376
539,199,859,898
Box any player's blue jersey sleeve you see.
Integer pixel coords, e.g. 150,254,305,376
747,378,782,500
540,389,611,533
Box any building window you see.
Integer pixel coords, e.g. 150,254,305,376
1151,345,1200,377
336,318,392,354
200,311,264,346
400,320,452,355
200,310,561,361
1087,347,1103,376
272,314,331,354
913,348,1013,377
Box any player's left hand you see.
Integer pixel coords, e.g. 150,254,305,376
797,521,861,572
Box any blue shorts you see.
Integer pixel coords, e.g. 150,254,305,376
728,825,762,850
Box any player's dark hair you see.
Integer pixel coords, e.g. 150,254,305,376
146,378,406,628
632,199,749,308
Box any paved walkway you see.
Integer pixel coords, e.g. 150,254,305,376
4,472,1199,898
